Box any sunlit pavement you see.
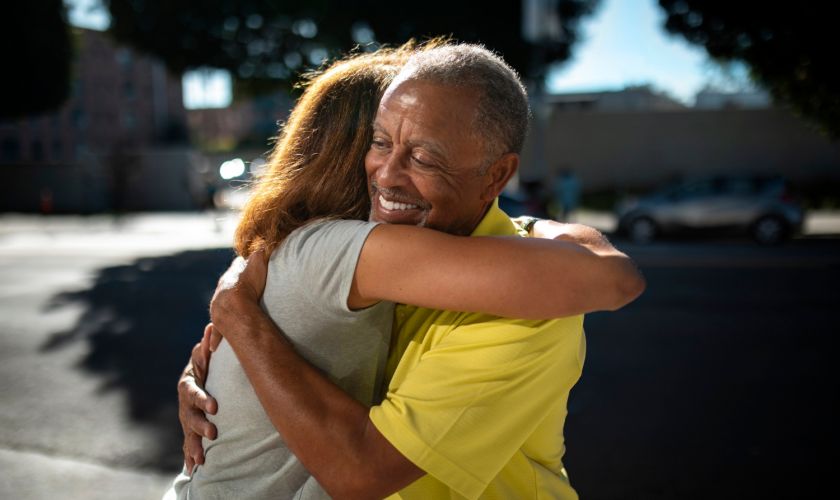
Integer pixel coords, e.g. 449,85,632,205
1,209,838,499
0,210,240,256
0,211,241,500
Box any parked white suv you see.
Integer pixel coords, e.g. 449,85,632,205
616,175,804,244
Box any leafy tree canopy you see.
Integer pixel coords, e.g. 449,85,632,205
104,0,600,97
659,0,839,137
1,1,72,120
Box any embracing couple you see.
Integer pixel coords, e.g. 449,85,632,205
165,40,644,500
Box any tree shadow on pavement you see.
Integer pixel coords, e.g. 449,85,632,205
41,248,235,471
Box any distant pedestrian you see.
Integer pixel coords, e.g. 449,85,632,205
554,168,581,221
39,187,53,214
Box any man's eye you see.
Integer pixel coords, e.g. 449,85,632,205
371,138,388,149
411,155,431,167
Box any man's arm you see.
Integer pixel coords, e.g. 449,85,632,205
513,217,646,309
209,253,424,499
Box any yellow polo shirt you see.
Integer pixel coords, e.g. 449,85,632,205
370,200,586,499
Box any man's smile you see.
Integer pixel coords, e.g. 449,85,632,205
378,195,420,211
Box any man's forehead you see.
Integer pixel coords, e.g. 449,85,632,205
375,80,477,137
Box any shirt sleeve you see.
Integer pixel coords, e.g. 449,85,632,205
270,218,379,316
369,314,585,498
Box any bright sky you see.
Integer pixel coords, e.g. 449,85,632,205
547,0,727,103
66,0,750,108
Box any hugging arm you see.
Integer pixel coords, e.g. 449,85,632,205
350,222,645,318
191,220,642,495
178,220,644,470
209,254,424,499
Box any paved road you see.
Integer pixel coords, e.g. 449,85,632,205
0,213,238,499
567,237,839,499
0,213,837,499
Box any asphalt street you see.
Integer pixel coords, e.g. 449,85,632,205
1,211,838,499
0,212,239,499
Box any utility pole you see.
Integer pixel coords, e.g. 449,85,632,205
522,0,564,210
520,0,563,213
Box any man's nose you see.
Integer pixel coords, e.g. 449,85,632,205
374,151,410,187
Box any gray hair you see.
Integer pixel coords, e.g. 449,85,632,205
395,43,531,168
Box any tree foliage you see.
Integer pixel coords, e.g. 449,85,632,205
104,0,600,97
658,0,840,137
1,1,73,120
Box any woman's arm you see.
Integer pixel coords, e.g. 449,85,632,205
350,222,645,319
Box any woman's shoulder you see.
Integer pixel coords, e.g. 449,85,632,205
271,218,378,263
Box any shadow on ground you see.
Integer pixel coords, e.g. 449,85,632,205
41,248,235,471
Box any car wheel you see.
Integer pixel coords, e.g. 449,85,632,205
628,216,657,243
751,215,788,245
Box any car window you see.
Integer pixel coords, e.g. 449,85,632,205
672,180,715,200
722,178,755,195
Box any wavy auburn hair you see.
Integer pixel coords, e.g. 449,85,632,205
234,42,423,258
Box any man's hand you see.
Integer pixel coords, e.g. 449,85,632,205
513,216,645,310
209,251,268,341
178,323,218,474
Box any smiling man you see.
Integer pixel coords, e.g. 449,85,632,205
179,43,640,499
366,80,511,235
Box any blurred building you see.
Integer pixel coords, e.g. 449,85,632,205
546,85,687,112
521,87,840,194
0,28,205,213
694,87,771,110
187,91,292,152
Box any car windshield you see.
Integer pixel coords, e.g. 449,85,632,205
660,176,785,200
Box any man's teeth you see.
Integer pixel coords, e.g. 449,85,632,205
379,195,418,211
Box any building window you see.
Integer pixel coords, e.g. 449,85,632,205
32,141,44,162
122,111,136,130
2,138,20,162
72,109,87,130
123,81,136,100
116,48,133,69
52,140,63,161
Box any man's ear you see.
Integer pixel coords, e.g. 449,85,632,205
481,153,519,201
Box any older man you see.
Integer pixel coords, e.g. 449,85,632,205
181,44,643,499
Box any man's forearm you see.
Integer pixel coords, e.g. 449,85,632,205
214,296,422,498
531,220,645,309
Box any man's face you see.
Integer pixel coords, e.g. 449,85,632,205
365,80,495,236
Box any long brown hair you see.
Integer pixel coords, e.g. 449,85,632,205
234,43,419,258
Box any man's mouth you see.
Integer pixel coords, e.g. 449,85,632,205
378,194,420,211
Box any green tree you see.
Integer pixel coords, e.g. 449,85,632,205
103,0,600,98
1,1,73,119
658,0,840,137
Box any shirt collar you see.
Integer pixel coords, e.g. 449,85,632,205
470,198,519,237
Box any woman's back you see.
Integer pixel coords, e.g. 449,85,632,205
167,219,394,499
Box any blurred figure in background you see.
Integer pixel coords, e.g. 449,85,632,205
553,167,581,222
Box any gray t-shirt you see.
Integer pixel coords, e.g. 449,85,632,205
165,219,394,500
